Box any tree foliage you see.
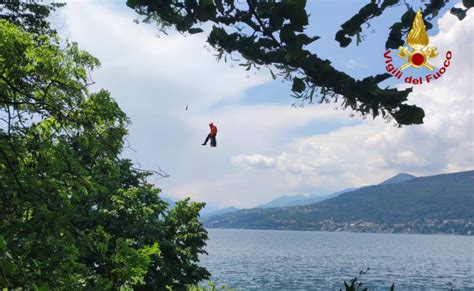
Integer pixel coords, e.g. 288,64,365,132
0,0,65,35
127,0,471,125
0,20,209,289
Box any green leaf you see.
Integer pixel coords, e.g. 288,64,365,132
289,7,308,29
280,25,296,43
269,69,277,80
0,260,17,273
293,0,307,10
295,34,320,46
356,31,362,46
188,27,204,34
270,14,284,29
393,104,425,125
200,0,213,7
0,236,5,251
292,77,306,93
33,283,49,291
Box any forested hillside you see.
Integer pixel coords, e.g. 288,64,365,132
204,171,474,235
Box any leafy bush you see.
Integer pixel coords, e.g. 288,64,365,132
341,268,395,291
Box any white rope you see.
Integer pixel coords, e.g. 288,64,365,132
211,58,216,122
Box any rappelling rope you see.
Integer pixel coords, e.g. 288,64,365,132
211,57,216,122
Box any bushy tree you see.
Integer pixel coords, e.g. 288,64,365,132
0,20,209,289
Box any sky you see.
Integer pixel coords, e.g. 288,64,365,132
55,0,473,208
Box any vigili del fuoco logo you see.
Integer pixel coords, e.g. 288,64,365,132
383,9,452,85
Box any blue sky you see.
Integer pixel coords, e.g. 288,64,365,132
57,1,472,208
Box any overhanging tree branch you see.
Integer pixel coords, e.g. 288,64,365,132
125,0,464,125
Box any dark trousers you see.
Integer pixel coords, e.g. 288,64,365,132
203,134,217,147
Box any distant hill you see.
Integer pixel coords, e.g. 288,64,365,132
199,204,220,216
257,188,357,209
160,194,176,207
257,194,308,208
284,188,357,207
380,173,416,185
202,207,240,217
203,170,474,235
255,173,415,209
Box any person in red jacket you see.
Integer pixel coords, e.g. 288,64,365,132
202,122,217,147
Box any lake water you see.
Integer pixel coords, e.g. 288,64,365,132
200,229,474,290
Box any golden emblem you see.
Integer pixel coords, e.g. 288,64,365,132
398,9,438,70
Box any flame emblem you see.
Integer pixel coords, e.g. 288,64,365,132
398,9,438,70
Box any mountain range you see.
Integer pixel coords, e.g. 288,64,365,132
165,173,415,217
257,188,357,208
160,194,239,217
258,173,417,208
379,173,416,185
203,170,474,235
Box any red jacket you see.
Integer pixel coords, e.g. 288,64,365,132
209,123,217,136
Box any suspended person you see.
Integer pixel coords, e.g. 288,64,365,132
202,122,217,147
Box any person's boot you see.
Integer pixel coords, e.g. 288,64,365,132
201,143,206,146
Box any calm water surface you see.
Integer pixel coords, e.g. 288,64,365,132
200,229,474,290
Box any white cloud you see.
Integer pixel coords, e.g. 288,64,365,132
232,154,276,169
390,150,428,168
231,8,474,201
